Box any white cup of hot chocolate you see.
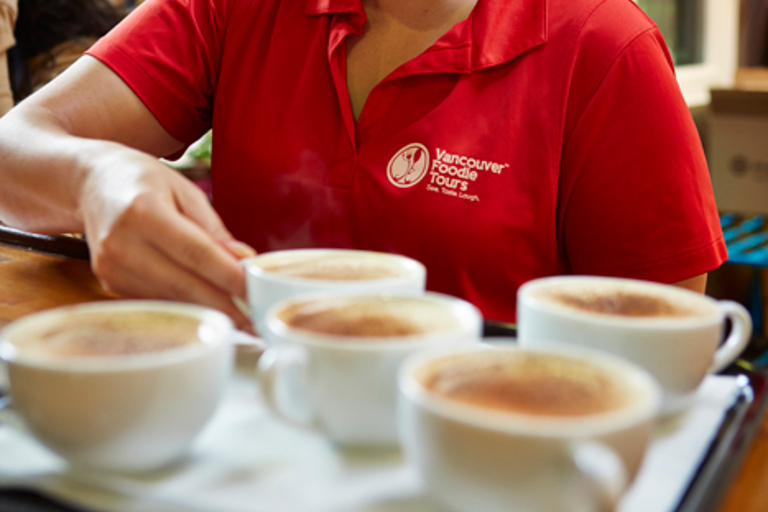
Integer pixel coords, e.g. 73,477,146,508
0,301,234,472
399,344,662,512
242,249,427,335
257,291,483,447
517,276,753,413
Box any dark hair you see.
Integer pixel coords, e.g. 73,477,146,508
9,0,123,101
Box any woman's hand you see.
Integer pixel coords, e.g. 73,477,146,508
0,56,256,330
79,147,255,331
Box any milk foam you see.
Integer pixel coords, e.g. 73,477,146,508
256,252,410,281
532,281,715,319
419,352,638,417
9,311,202,358
279,295,462,338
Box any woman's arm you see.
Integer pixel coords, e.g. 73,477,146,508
0,50,11,115
0,0,15,115
0,56,254,329
0,56,184,229
672,273,708,294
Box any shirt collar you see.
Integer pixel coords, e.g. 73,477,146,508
304,0,548,72
305,0,365,21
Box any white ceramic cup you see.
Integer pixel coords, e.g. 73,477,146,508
0,301,234,472
398,343,662,512
242,249,427,336
257,291,483,446
517,275,753,413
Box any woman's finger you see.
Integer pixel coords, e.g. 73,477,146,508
95,237,253,331
112,191,248,300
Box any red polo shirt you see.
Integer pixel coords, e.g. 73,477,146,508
87,0,727,322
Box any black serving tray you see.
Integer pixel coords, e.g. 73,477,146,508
675,361,768,512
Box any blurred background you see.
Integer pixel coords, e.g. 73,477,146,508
633,0,768,361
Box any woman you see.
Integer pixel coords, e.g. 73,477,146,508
0,0,726,330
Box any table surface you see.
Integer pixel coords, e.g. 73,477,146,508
0,243,767,512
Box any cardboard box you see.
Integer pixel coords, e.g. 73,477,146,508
708,83,768,216
734,67,768,91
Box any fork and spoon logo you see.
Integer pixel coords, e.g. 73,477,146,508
387,143,430,188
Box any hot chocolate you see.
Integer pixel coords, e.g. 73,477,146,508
276,295,463,338
517,275,752,414
0,301,233,472
260,292,482,446
8,310,203,358
543,290,694,317
255,252,411,281
419,351,636,417
531,281,711,319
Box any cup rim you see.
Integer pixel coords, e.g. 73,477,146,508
518,275,722,329
0,300,233,372
263,290,483,350
399,342,663,437
240,248,426,286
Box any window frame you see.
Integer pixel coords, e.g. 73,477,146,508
669,0,740,106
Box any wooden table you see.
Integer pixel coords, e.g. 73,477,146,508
718,417,768,511
0,244,112,329
1,242,767,512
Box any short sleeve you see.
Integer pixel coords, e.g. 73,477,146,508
86,0,226,145
559,29,727,283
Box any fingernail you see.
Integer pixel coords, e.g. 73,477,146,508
224,240,257,259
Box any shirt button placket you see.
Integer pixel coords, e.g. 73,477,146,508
328,134,358,188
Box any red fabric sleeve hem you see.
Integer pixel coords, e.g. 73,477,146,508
574,236,729,285
85,47,209,147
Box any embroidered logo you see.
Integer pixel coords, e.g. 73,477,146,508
387,143,430,188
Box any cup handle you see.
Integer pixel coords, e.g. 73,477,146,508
710,301,753,374
570,441,627,512
255,345,314,427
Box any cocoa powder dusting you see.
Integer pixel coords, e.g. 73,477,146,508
552,291,691,317
286,309,424,337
